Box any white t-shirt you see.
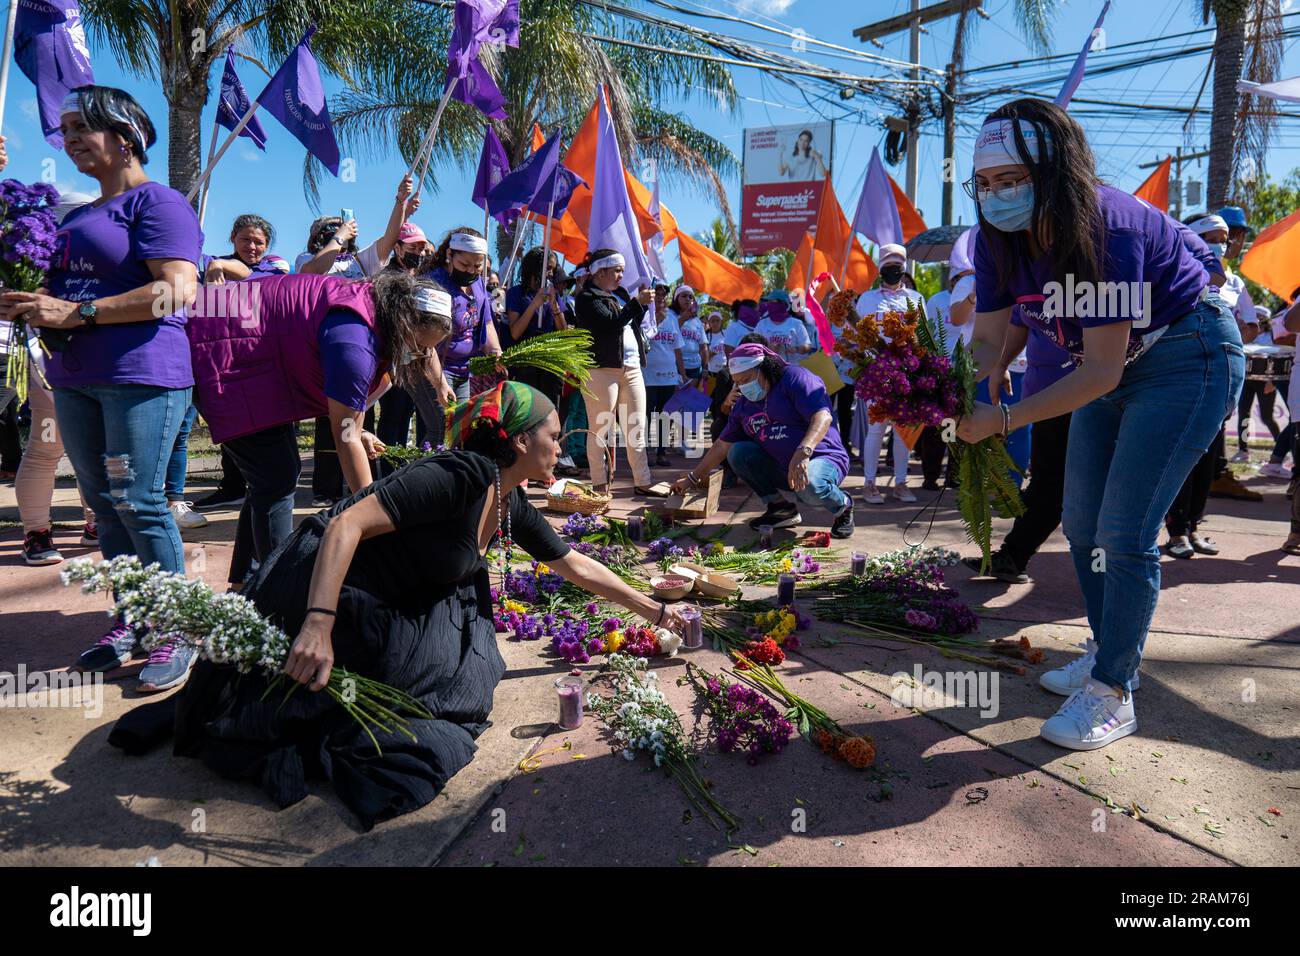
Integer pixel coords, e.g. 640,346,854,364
679,316,707,370
294,238,386,278
855,286,924,318
645,312,683,386
706,330,728,372
926,288,976,356
753,315,810,362
723,319,752,349
1219,270,1255,325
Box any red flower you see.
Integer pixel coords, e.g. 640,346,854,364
741,638,785,666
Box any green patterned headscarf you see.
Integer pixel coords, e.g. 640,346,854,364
446,380,556,448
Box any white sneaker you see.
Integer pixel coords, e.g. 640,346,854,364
1231,449,1250,463
169,500,209,531
893,483,917,503
863,483,885,505
1039,640,1140,696
1259,461,1292,479
1040,680,1137,751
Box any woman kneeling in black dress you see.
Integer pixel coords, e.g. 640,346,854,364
113,381,687,829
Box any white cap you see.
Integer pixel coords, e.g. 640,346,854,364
877,243,906,266
1189,215,1229,236
948,226,977,274
673,284,696,300
415,286,453,318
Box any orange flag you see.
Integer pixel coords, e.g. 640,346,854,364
786,176,878,293
1240,205,1300,302
888,176,928,242
1133,157,1171,212
677,229,762,302
531,123,546,153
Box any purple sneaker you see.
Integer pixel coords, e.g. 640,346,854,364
75,622,139,673
137,641,198,692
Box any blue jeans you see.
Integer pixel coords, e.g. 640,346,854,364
727,440,849,515
54,384,191,575
1062,299,1245,691
165,404,199,500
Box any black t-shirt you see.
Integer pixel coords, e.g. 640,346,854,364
327,450,568,604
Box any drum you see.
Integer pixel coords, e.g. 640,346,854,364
1244,344,1294,382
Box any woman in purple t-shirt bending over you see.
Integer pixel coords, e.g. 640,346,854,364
956,98,1245,752
0,86,203,692
670,342,855,539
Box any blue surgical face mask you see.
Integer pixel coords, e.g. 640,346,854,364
1208,242,1227,259
979,181,1035,233
739,378,767,402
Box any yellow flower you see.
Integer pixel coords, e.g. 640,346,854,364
605,630,625,654
536,563,551,576
780,558,793,573
504,600,528,615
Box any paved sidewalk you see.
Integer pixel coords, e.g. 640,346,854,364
1,457,1296,866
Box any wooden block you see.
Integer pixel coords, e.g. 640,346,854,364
661,468,723,520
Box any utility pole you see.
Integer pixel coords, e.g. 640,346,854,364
1140,146,1210,220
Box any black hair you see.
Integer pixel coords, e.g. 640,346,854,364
462,418,548,467
307,215,355,255
737,332,786,384
793,129,813,157
520,246,558,291
581,248,619,271
69,85,157,165
230,214,275,248
977,98,1103,296
432,226,486,273
370,271,453,390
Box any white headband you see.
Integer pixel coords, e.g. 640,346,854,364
60,90,149,156
973,119,1054,171
728,354,764,375
448,233,488,255
415,286,453,317
674,284,696,300
1189,215,1228,236
60,92,83,117
590,253,625,272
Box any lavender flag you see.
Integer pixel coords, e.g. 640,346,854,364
217,49,268,151
13,0,96,148
1055,2,1111,108
256,26,340,176
587,89,653,293
849,147,903,247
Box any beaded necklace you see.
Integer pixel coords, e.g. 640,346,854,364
494,465,514,610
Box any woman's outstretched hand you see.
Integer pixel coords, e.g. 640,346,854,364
285,614,335,691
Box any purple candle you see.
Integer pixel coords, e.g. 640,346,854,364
758,524,774,549
681,607,704,649
777,573,796,607
555,676,584,729
851,551,867,576
628,514,643,542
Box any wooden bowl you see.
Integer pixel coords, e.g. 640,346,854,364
650,575,694,600
670,562,740,600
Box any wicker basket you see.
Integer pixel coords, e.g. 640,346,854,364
546,428,614,515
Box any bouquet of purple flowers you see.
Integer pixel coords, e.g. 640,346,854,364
1,180,61,402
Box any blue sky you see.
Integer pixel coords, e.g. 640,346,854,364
4,0,1300,277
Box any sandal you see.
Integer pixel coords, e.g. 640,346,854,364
1282,536,1300,556
1166,537,1194,559
1189,532,1219,555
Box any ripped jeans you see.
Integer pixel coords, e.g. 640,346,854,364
54,384,190,575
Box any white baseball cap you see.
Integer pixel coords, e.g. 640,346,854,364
877,243,907,266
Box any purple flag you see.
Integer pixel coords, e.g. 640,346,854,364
256,26,340,175
486,129,561,221
534,161,586,219
849,147,903,247
447,0,520,78
13,0,96,148
472,126,513,223
446,57,507,120
217,49,268,151
1055,1,1111,108
588,89,653,293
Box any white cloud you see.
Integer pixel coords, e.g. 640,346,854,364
238,147,262,163
735,0,798,14
19,98,40,121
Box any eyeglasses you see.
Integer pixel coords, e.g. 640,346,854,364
963,174,1032,202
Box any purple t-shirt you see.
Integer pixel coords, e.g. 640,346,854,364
319,308,379,412
1011,305,1073,397
719,364,849,479
975,184,1208,365
504,284,559,342
45,181,203,388
428,266,490,377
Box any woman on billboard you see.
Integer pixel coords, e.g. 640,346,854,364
778,129,828,181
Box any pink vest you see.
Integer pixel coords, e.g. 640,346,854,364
187,273,385,443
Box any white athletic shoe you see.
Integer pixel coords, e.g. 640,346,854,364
1040,680,1137,751
893,483,917,503
1259,461,1292,479
1039,640,1140,696
1231,449,1250,463
169,500,209,531
862,483,885,505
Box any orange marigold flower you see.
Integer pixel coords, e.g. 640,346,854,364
837,735,876,769
813,728,837,754
826,290,860,327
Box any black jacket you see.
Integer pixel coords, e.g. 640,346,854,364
574,284,647,369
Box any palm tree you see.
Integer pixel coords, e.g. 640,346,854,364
318,0,740,260
942,1,1062,225
80,0,446,203
1198,0,1284,209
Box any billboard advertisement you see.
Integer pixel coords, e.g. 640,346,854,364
740,122,834,255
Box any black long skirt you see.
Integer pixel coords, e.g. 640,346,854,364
109,513,507,830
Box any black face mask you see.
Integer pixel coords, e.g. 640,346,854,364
880,264,905,285
398,251,425,271
450,268,478,287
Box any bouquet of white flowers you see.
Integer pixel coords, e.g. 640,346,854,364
62,556,432,752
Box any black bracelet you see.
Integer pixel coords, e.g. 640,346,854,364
656,601,666,626
306,607,337,618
